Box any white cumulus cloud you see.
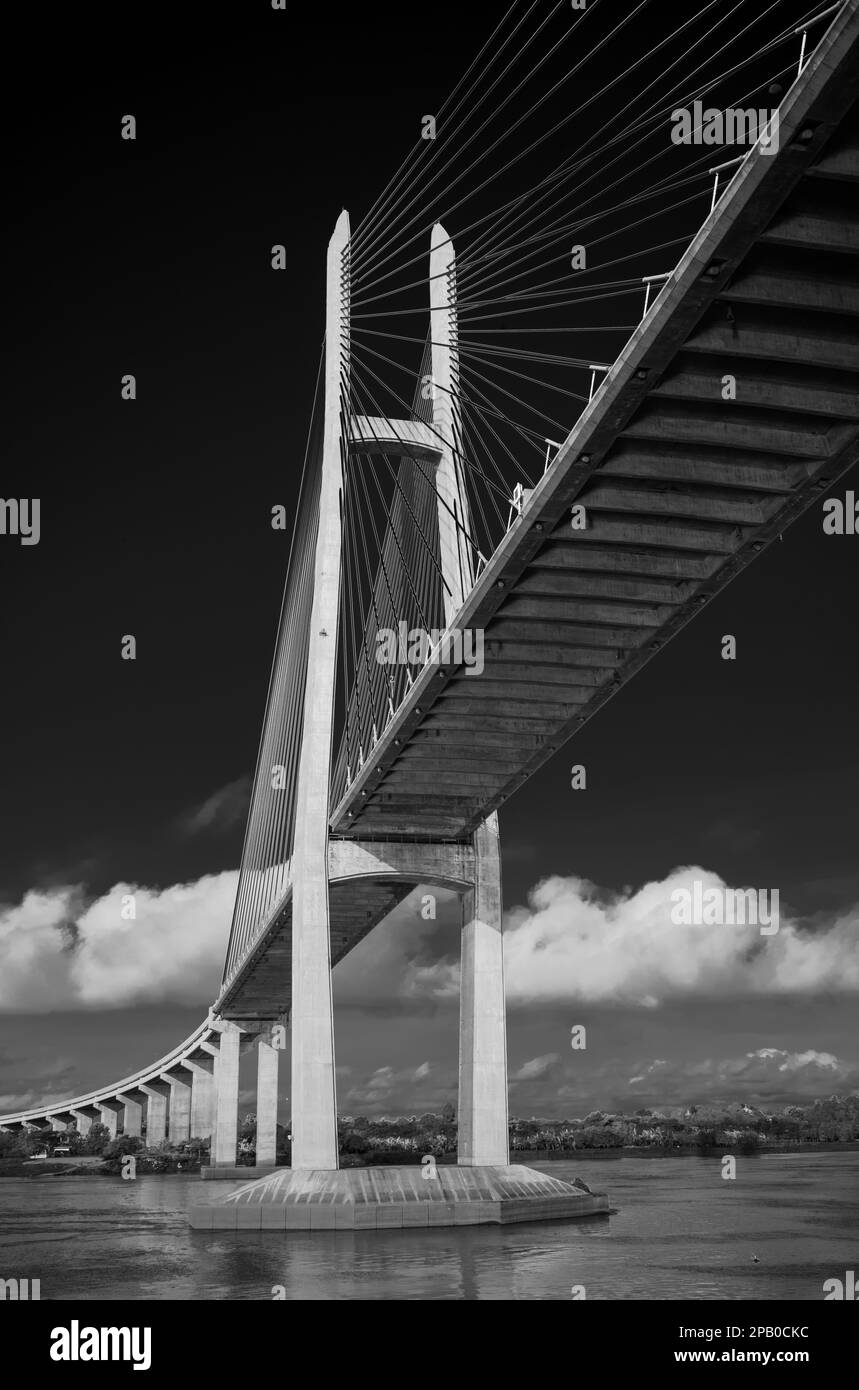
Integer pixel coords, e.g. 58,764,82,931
0,873,236,1013
501,868,859,1006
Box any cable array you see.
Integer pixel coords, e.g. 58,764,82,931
330,1,834,803
222,349,325,983
224,1,843,969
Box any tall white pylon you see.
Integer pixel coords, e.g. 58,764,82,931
289,209,350,1170
430,222,474,627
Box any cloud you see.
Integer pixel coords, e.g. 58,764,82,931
754,1047,840,1074
179,778,251,836
496,869,859,1007
0,1089,80,1113
3,861,858,1020
511,1053,560,1082
0,873,236,1013
339,1060,446,1114
361,1062,433,1098
625,1047,858,1104
336,868,859,1012
333,887,461,1007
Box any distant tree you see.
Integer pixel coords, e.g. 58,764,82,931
441,1102,456,1124
0,1131,28,1159
83,1123,111,1155
737,1132,761,1155
695,1128,717,1151
103,1135,144,1161
340,1131,369,1155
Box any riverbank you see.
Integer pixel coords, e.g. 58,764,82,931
0,1155,205,1179
511,1139,859,1161
3,1138,857,1177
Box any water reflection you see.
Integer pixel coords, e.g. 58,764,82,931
0,1155,855,1300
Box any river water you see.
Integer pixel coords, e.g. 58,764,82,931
0,1153,855,1300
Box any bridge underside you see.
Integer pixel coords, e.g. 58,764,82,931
215,840,475,1020
331,93,859,841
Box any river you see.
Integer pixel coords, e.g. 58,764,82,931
0,1152,855,1300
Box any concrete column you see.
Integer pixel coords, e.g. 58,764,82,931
165,1073,192,1143
458,813,509,1166
99,1101,124,1138
48,1116,68,1131
117,1094,143,1138
289,212,349,1172
430,222,473,625
256,1040,279,1166
212,1024,241,1166
71,1109,94,1137
142,1083,169,1146
188,1057,216,1139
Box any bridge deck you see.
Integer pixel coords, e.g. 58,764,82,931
330,16,859,843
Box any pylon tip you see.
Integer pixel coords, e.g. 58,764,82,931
331,208,351,246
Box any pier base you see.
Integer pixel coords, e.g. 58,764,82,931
189,1164,608,1230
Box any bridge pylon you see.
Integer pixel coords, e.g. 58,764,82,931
272,210,510,1171
190,211,607,1221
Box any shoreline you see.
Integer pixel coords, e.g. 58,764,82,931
2,1139,857,1178
519,1139,859,1161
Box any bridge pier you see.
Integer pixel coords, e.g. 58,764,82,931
166,1070,192,1144
142,1082,169,1146
99,1100,123,1138
71,1107,97,1137
255,1039,279,1166
118,1093,143,1138
457,814,509,1166
187,1056,216,1140
212,1023,241,1166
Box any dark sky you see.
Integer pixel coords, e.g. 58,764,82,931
2,0,857,1121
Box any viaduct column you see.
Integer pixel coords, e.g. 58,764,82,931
212,1023,242,1166
71,1109,94,1137
99,1100,123,1138
118,1094,143,1138
255,1038,280,1167
289,210,350,1171
142,1082,169,1147
187,1055,216,1139
165,1069,192,1144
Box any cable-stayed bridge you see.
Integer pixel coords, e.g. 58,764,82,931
3,2,858,1206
